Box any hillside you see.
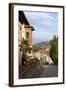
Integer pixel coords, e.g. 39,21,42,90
32,41,51,51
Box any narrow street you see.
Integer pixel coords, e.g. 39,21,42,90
32,65,58,78
19,64,58,79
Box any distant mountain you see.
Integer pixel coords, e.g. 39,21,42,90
33,41,49,46
32,41,51,50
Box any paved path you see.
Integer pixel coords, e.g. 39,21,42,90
20,65,58,79
32,65,58,78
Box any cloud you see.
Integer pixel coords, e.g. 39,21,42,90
24,11,58,44
24,11,58,25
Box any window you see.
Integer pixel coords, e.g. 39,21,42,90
29,48,32,54
26,32,29,39
29,50,31,54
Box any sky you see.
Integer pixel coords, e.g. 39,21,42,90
24,11,58,45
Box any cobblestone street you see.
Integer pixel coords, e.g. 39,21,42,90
19,64,58,79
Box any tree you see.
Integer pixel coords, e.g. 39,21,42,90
50,36,58,64
19,38,30,65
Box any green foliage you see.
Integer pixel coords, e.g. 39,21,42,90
20,38,30,65
50,36,58,64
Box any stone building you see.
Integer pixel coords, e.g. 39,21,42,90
41,47,54,64
18,11,34,65
33,47,54,65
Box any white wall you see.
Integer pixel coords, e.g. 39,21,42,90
0,0,66,90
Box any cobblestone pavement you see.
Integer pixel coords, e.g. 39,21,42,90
19,65,58,79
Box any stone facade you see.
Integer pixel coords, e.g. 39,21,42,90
42,48,54,64
33,47,54,64
18,22,34,65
